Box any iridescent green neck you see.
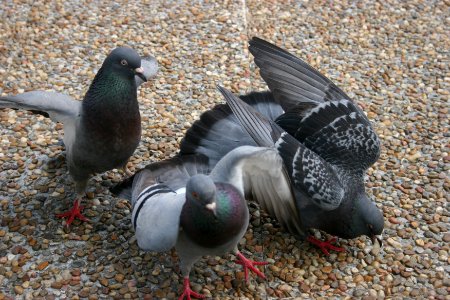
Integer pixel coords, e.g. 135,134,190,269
83,66,137,106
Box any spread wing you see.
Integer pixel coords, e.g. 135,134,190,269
210,145,303,237
218,87,345,211
250,37,381,172
0,91,80,124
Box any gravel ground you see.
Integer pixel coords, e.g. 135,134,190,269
0,0,448,299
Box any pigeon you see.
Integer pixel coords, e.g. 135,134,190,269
0,46,158,226
179,37,384,254
111,152,269,299
218,84,384,255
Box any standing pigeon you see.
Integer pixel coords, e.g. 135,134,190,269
0,47,158,226
111,152,270,300
218,84,383,254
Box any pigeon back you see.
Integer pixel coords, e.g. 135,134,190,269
179,91,284,168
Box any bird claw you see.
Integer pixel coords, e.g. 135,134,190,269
307,236,345,256
178,277,205,300
56,199,90,226
235,252,268,282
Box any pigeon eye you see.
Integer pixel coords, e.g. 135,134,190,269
191,192,198,199
120,59,128,66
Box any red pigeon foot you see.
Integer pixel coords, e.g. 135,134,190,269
56,199,90,226
235,251,268,282
178,277,205,300
307,236,345,256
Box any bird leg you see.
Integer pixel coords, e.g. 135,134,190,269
56,197,90,226
178,277,205,300
234,251,268,282
122,164,133,177
307,236,345,256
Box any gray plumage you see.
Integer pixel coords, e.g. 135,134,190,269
112,149,269,298
218,83,383,242
0,46,158,224
179,37,383,245
180,91,283,168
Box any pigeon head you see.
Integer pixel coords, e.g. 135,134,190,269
104,47,146,82
351,194,384,245
186,174,217,216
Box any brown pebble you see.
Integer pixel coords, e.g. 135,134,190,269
14,285,24,295
99,278,109,287
36,261,49,271
354,274,364,283
443,233,450,243
51,282,63,289
389,217,401,224
114,274,125,283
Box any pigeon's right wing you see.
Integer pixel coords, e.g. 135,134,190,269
249,37,351,111
249,37,381,172
278,100,381,172
0,91,80,124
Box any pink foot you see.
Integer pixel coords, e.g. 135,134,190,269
56,199,90,226
234,251,268,282
307,236,345,256
178,277,205,300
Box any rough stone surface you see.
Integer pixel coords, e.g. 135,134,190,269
1,0,448,299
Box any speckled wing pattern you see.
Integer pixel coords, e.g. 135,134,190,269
219,86,344,211
249,37,381,173
279,100,381,172
275,132,344,210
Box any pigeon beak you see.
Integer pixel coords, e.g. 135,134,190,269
205,202,217,217
135,67,147,82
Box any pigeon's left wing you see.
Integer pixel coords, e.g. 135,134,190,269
131,182,185,252
277,100,381,172
218,86,345,211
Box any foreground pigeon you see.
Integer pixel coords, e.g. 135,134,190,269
111,153,268,299
218,84,384,254
0,47,158,226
